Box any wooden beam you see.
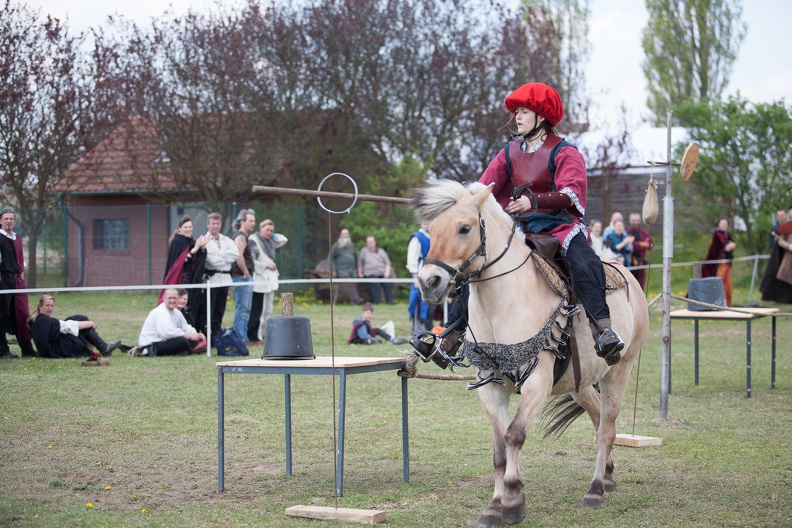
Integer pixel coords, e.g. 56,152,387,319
251,185,410,205
614,434,663,447
285,505,387,524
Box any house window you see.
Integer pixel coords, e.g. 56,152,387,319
94,219,129,250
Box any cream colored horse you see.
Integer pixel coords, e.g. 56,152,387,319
413,180,649,526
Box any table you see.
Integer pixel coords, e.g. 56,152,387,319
216,356,409,496
669,308,779,398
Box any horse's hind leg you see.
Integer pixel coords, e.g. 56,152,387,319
583,363,633,508
572,385,616,492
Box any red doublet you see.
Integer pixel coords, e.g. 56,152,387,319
479,134,588,254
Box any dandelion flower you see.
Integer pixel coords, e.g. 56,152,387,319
86,503,94,509
47,445,53,449
96,461,103,466
105,486,111,490
141,508,147,514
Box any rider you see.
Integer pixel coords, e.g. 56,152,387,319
427,82,624,366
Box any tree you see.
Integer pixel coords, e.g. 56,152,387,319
641,0,746,125
0,1,110,287
675,96,792,254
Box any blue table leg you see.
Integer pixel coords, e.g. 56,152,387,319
771,316,777,389
746,321,752,398
218,367,225,492
402,375,409,483
337,371,347,497
285,374,292,476
694,319,700,385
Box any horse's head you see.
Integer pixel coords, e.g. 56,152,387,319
411,180,494,303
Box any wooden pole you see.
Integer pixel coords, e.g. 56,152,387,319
281,292,294,317
251,185,411,205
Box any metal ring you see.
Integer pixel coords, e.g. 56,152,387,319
316,172,358,214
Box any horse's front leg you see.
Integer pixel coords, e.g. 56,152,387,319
476,381,511,527
499,361,553,525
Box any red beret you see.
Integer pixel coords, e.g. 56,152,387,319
504,83,564,126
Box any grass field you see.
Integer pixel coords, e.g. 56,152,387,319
1,290,790,527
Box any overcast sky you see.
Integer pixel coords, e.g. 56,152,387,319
22,0,792,131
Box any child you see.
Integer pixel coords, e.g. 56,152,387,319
348,303,405,345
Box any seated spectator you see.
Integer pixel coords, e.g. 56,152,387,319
138,288,206,356
176,288,195,327
27,295,121,359
347,303,405,345
604,220,634,266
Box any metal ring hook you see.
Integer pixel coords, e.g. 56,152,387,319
316,172,358,214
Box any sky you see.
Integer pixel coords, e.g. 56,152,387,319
21,0,792,132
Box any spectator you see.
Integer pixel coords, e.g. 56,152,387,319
202,212,239,340
248,219,288,342
347,303,404,345
770,209,788,249
27,295,121,359
702,217,737,306
407,225,435,333
602,211,623,240
330,228,363,305
357,236,394,304
137,288,206,356
230,209,256,342
605,220,634,267
160,215,208,307
760,206,792,303
588,220,618,261
0,206,35,358
626,212,654,290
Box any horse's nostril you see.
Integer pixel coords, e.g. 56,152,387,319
427,276,440,291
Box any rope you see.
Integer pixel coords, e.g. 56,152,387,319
396,353,476,381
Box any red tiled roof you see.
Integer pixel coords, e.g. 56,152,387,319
60,116,182,194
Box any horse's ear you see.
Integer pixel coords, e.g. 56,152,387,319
472,182,494,207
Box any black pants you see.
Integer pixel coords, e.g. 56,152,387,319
367,276,393,304
209,286,229,338
557,232,610,323
68,314,110,352
149,336,193,356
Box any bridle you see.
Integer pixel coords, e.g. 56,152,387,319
422,184,535,289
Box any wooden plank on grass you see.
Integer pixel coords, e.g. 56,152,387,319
615,434,662,447
285,505,387,524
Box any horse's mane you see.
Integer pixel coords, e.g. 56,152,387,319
410,180,488,224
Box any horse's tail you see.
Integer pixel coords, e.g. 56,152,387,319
540,394,586,439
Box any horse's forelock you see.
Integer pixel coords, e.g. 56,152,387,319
411,180,487,224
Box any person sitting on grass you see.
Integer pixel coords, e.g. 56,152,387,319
137,288,206,356
347,303,405,345
27,294,121,359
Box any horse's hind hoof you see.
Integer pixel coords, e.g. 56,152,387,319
476,514,502,527
582,493,604,508
604,478,617,493
501,504,526,525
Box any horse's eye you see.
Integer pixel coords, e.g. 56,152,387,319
459,224,471,235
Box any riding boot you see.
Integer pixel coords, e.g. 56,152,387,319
590,318,624,366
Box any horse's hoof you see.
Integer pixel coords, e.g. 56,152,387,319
476,514,502,527
582,493,604,508
604,478,617,493
501,504,526,525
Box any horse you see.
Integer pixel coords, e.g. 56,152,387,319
411,180,649,526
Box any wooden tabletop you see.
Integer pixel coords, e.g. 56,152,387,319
216,356,407,368
670,307,780,319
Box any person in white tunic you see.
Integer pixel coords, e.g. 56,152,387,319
248,219,288,341
138,288,206,356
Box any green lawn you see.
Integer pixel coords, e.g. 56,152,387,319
1,291,790,527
